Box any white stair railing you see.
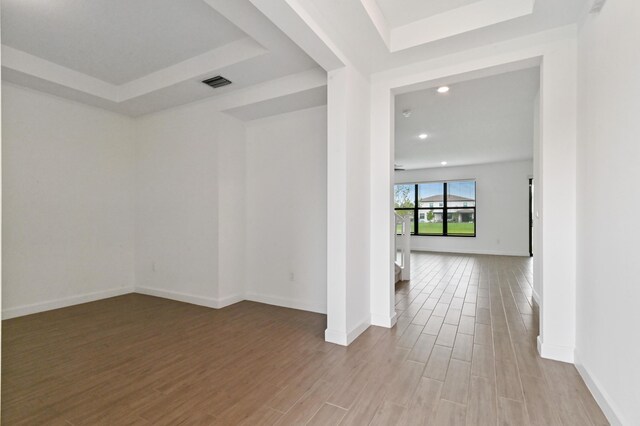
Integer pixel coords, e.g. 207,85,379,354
394,213,411,282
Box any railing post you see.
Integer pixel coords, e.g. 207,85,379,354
401,216,411,281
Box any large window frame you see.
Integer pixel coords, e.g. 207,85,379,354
395,180,476,237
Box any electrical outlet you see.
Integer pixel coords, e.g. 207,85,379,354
289,272,295,282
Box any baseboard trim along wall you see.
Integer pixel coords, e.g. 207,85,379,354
1,287,135,320
324,328,348,346
135,287,243,310
411,248,531,257
325,317,371,346
574,353,626,426
244,292,326,314
370,311,398,328
347,319,371,344
2,288,323,320
537,336,575,363
532,288,542,307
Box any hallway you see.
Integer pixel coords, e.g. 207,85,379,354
392,252,607,425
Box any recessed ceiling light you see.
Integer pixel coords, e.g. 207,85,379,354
402,109,412,118
418,133,428,140
441,161,448,166
437,86,450,94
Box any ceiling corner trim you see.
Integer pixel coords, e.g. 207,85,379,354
246,0,345,71
216,67,326,112
358,0,391,49
1,45,118,101
389,0,536,53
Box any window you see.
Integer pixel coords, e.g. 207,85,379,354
394,184,415,234
394,180,476,237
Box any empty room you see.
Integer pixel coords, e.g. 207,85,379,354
1,0,638,425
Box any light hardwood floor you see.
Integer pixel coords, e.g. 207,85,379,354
2,253,608,425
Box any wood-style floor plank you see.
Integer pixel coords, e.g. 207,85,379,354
466,375,497,425
398,377,442,426
498,397,529,426
307,403,347,425
424,345,453,381
441,359,471,405
407,333,436,364
369,400,405,425
434,399,467,425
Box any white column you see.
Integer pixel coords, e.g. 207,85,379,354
537,39,578,363
369,80,397,328
325,65,372,345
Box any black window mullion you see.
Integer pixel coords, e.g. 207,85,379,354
443,182,448,236
414,184,419,235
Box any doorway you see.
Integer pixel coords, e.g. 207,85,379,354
370,48,579,363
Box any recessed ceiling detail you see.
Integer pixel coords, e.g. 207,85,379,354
362,0,536,52
1,0,247,85
212,0,587,77
375,0,484,27
0,0,322,117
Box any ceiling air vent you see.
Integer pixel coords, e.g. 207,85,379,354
202,76,232,89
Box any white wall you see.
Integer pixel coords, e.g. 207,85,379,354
2,83,135,318
576,2,640,425
134,101,246,308
2,80,326,318
217,116,246,304
245,106,327,313
395,160,532,256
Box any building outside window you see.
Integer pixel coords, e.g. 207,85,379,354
394,180,476,236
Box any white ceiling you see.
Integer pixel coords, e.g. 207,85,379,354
284,0,587,73
394,67,539,170
374,0,483,27
1,0,587,118
1,0,246,85
0,0,324,116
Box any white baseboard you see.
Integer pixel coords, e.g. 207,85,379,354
244,292,326,314
217,293,245,308
532,287,542,307
347,318,371,344
325,328,348,345
325,317,371,346
2,287,134,320
537,336,575,363
411,248,530,257
371,311,398,328
574,352,626,426
135,287,243,309
2,287,321,320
